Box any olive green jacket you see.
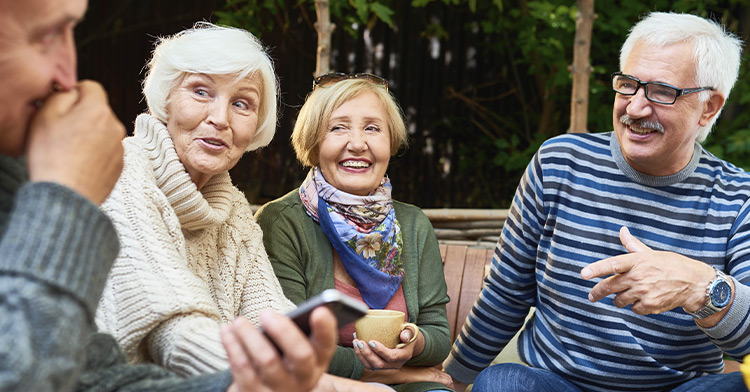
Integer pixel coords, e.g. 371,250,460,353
255,190,452,392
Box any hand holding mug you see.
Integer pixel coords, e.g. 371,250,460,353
352,310,422,370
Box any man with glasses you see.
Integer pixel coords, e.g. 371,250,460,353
443,12,749,392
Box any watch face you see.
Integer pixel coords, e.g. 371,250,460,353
710,280,732,308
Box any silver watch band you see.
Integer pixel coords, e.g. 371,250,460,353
687,269,729,320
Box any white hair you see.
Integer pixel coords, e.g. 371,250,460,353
619,12,742,143
142,22,278,151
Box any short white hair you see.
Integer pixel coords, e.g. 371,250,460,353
620,12,743,143
142,22,278,151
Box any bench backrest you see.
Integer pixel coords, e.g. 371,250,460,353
439,244,494,342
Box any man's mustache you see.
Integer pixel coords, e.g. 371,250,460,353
620,114,665,133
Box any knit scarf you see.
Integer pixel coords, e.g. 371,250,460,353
300,167,404,309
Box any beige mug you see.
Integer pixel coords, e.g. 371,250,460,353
354,309,419,349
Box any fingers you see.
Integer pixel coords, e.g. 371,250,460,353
221,318,265,392
222,312,334,392
353,339,377,370
619,226,651,253
581,227,647,280
308,307,338,364
353,338,411,370
399,329,412,343
582,227,642,302
39,86,81,115
27,80,125,204
581,255,635,280
588,273,632,302
259,311,316,383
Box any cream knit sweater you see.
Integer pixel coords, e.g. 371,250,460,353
96,114,294,377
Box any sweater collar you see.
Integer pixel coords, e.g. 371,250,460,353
610,132,702,187
134,113,232,231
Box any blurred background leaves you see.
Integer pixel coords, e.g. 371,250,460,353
77,0,750,208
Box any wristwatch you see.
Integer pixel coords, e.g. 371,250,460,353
687,268,732,319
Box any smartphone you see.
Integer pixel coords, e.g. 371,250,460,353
285,289,369,335
260,289,369,348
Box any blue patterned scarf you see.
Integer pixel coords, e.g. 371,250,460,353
300,168,404,309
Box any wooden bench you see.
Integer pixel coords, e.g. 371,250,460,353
437,243,741,374
439,244,494,341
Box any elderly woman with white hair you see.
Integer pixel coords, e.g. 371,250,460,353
95,23,298,378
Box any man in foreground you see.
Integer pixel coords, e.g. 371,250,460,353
444,12,749,392
0,0,338,391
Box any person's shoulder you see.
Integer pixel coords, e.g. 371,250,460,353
121,135,152,168
393,200,430,224
540,131,611,152
698,147,750,185
255,189,303,222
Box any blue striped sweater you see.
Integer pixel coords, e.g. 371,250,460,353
443,132,750,391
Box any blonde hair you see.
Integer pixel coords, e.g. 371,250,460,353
291,79,407,167
142,22,279,151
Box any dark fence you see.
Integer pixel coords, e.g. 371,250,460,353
75,1,551,209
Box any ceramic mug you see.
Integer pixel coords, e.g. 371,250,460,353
354,309,419,349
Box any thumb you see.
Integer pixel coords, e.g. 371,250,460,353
309,307,338,362
619,226,650,253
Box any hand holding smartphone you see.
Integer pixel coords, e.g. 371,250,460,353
260,289,369,350
284,289,369,335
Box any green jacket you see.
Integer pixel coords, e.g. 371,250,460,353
256,190,452,392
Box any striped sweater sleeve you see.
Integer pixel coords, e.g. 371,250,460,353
442,147,545,383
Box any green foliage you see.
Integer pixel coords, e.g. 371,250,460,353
216,0,292,35
493,134,547,172
216,0,750,207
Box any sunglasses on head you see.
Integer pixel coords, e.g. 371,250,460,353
312,72,389,91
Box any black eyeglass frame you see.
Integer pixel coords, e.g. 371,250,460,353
312,72,389,91
611,72,714,105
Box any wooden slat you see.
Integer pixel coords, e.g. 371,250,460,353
423,209,509,222
454,248,490,341
442,245,468,341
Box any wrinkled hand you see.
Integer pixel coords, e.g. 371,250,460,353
581,226,715,315
26,80,125,205
353,327,421,371
360,365,453,388
222,307,337,392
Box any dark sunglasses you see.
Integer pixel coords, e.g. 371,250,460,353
312,72,389,91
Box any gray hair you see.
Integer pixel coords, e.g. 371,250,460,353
619,12,742,143
142,22,278,151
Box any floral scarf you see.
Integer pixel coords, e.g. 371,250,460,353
300,167,404,309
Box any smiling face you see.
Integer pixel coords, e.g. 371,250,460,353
318,91,392,196
166,72,261,189
613,40,723,176
0,0,85,157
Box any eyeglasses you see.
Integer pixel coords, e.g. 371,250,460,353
611,72,714,105
312,72,389,91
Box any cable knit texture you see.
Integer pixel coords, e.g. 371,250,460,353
96,113,294,377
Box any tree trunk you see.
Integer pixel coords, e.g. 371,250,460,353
314,0,335,77
568,0,595,133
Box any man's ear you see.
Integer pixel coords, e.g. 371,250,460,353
698,92,726,126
